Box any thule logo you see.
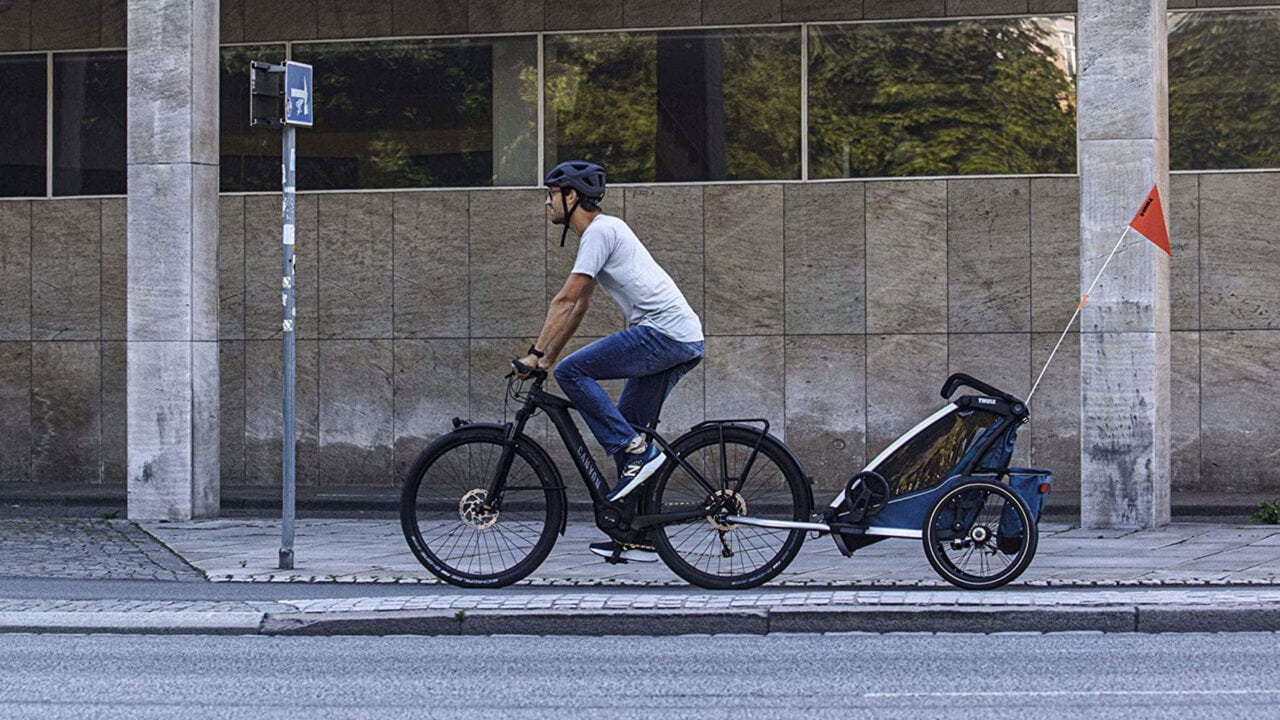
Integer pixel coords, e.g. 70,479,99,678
977,397,997,405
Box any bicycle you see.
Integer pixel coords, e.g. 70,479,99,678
400,360,814,590
403,365,1051,591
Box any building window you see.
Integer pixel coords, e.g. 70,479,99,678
221,44,287,192
0,54,47,198
290,36,538,191
544,27,802,183
808,18,1077,179
53,51,126,196
1170,10,1280,171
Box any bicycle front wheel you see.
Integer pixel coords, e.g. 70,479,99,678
645,425,812,590
400,427,564,588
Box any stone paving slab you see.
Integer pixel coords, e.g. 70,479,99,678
0,598,280,613
0,518,204,581
139,518,1280,587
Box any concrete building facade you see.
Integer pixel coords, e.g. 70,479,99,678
0,0,1277,524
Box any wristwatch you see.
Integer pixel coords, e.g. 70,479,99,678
528,344,545,359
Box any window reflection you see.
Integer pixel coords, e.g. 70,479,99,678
221,45,286,192
544,27,801,183
0,54,47,197
290,36,537,190
44,14,1280,197
1170,10,1280,171
808,18,1077,178
53,52,126,196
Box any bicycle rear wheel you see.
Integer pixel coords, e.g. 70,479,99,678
400,427,564,588
645,425,812,590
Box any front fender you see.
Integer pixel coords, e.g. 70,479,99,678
449,422,569,536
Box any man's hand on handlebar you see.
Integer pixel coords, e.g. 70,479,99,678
512,354,550,380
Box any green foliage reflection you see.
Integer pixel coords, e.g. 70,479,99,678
1170,11,1280,171
722,30,801,181
544,28,800,182
544,32,658,182
808,19,1076,178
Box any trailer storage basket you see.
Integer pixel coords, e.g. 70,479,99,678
997,468,1052,553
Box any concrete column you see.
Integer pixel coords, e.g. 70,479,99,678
125,0,220,520
1077,0,1172,528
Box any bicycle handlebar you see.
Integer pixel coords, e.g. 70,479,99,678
511,358,548,381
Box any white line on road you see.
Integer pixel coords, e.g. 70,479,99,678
865,689,1279,699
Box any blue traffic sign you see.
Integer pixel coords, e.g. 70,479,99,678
283,61,313,127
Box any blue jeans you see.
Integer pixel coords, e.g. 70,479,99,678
553,326,704,462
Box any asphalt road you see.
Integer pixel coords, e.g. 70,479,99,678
2,632,1278,719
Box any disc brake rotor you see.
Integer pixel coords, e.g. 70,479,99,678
459,488,499,530
707,489,747,532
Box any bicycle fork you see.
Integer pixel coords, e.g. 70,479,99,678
480,405,535,513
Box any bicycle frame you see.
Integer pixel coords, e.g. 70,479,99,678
481,373,775,540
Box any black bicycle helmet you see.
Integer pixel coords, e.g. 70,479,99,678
545,160,607,246
544,160,606,201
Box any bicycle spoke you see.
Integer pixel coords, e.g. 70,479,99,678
655,431,805,584
404,434,557,583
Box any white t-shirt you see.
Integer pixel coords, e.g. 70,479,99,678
570,214,704,343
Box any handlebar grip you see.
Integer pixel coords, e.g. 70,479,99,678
941,372,1017,403
511,358,548,380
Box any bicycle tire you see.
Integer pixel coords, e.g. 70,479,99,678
645,425,812,590
922,478,1037,590
400,426,565,588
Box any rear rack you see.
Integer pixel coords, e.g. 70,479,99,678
691,418,770,434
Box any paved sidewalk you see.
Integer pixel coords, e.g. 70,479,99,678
5,516,1280,636
139,517,1280,587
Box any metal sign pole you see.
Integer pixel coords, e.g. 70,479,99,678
279,124,297,570
253,58,310,571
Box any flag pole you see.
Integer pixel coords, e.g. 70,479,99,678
1027,225,1133,405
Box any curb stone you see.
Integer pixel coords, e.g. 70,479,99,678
1135,606,1280,633
4,606,1280,637
261,609,773,637
250,605,1280,637
765,606,1138,634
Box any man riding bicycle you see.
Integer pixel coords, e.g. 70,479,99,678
514,160,705,563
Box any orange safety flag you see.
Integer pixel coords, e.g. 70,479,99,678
1129,184,1172,256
